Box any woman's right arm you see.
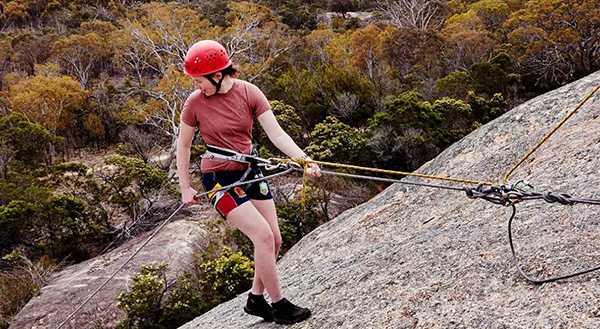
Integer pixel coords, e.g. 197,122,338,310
177,122,199,204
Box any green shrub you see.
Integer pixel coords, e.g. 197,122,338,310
116,248,254,329
0,112,64,170
159,273,205,327
196,247,254,307
304,116,369,165
38,194,101,262
116,263,169,329
434,71,473,100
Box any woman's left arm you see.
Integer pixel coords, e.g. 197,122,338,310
257,111,321,177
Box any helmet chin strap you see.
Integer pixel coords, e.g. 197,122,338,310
203,74,226,99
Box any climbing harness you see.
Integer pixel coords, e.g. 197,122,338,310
203,144,266,168
202,144,287,191
56,81,600,328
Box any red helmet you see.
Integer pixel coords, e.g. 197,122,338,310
184,40,231,77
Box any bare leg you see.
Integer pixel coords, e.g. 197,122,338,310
248,199,282,296
226,201,283,302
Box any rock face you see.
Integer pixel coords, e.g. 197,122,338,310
181,71,600,329
9,205,209,329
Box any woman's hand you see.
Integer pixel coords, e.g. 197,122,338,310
305,162,321,178
181,186,199,205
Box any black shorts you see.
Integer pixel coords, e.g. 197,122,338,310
201,167,273,220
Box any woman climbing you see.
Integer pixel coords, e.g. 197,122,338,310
176,40,321,324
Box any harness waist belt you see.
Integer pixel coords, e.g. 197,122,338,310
202,144,268,191
203,144,270,167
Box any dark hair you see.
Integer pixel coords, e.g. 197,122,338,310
208,65,238,78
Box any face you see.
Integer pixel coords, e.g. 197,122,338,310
191,72,221,95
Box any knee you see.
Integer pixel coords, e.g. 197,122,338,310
254,230,275,252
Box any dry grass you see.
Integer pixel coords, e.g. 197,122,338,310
0,253,58,326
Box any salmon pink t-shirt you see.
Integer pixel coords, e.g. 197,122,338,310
180,79,271,173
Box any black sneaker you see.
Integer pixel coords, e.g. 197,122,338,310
271,298,311,324
243,293,274,322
